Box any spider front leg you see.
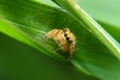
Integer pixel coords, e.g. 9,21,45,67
44,29,58,40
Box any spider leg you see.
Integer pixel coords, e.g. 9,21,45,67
44,29,58,40
68,43,75,61
53,47,61,53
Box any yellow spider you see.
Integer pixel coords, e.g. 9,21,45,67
44,28,76,61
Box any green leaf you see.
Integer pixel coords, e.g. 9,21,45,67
52,0,120,61
0,0,120,80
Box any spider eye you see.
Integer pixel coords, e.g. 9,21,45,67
66,37,69,40
69,40,73,43
64,33,67,36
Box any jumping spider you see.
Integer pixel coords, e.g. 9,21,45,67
44,28,76,61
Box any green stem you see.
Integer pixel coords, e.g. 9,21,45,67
52,0,120,59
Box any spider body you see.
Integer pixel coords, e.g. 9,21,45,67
44,28,76,61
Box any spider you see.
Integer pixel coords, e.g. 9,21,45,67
44,28,76,61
